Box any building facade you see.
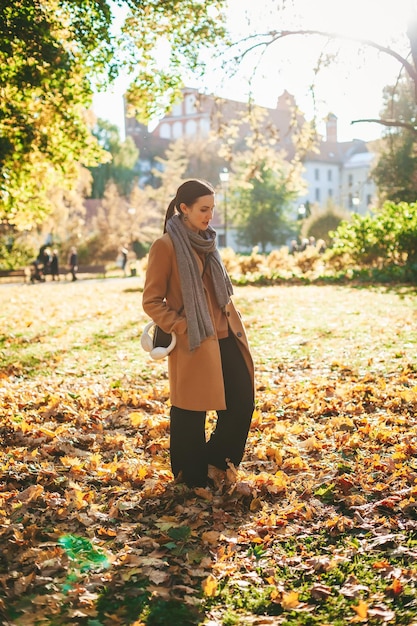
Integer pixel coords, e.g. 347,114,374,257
298,114,377,216
125,88,378,248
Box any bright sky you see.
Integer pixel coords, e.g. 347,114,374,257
93,0,414,143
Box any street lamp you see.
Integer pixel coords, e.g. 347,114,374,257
219,167,229,247
297,204,306,220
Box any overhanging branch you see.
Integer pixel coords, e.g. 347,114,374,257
234,29,417,84
351,118,417,135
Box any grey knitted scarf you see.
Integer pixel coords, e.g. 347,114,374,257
166,214,233,351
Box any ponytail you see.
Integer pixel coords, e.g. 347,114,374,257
163,198,177,233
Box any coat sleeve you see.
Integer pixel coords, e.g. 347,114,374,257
142,236,187,335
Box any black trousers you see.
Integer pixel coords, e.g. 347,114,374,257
170,333,254,487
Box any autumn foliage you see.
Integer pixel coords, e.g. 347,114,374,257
1,279,417,625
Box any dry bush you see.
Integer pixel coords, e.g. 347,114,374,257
301,205,349,245
293,247,323,275
323,248,356,273
220,248,241,275
236,248,265,274
265,247,295,273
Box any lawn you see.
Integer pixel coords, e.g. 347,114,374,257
1,277,417,625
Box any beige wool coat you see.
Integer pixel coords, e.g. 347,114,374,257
142,233,254,411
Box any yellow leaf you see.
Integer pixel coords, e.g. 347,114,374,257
60,456,85,471
281,591,300,609
202,574,218,597
137,465,148,480
38,426,56,438
250,497,263,512
251,409,262,426
353,600,368,619
129,411,144,427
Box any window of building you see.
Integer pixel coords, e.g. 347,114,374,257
314,168,320,181
185,94,196,115
172,121,183,139
218,233,226,247
172,102,182,116
159,123,171,139
328,189,333,198
185,119,197,136
367,194,372,206
200,117,210,135
348,174,353,187
315,188,320,201
328,169,332,181
348,193,353,208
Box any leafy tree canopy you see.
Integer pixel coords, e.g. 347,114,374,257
372,77,417,203
89,120,139,198
0,0,227,230
232,160,301,253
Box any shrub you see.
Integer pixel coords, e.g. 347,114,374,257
301,205,349,245
293,246,323,275
0,236,35,270
329,201,417,274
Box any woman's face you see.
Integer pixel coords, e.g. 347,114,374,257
181,194,214,233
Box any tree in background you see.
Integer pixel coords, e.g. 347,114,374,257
231,159,301,252
216,104,307,252
148,141,191,231
372,77,417,203
89,120,139,198
0,2,107,230
301,200,350,246
123,1,227,123
85,183,131,263
0,0,227,231
43,167,91,259
128,185,161,257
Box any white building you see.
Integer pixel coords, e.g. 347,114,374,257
298,114,377,216
125,91,378,248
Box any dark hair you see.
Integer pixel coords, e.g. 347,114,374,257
163,179,215,233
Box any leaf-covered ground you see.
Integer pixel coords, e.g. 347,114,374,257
1,278,417,625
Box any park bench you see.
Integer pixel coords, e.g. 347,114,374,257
0,264,107,283
63,264,107,279
0,268,28,281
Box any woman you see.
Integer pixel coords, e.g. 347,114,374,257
142,179,254,488
50,249,60,281
68,247,78,282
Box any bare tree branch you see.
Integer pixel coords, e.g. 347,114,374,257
351,118,417,135
234,29,417,84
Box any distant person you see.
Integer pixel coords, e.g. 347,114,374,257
50,249,60,280
30,259,44,283
68,247,78,281
316,239,326,254
120,246,128,276
43,248,52,279
289,239,299,254
37,245,51,278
